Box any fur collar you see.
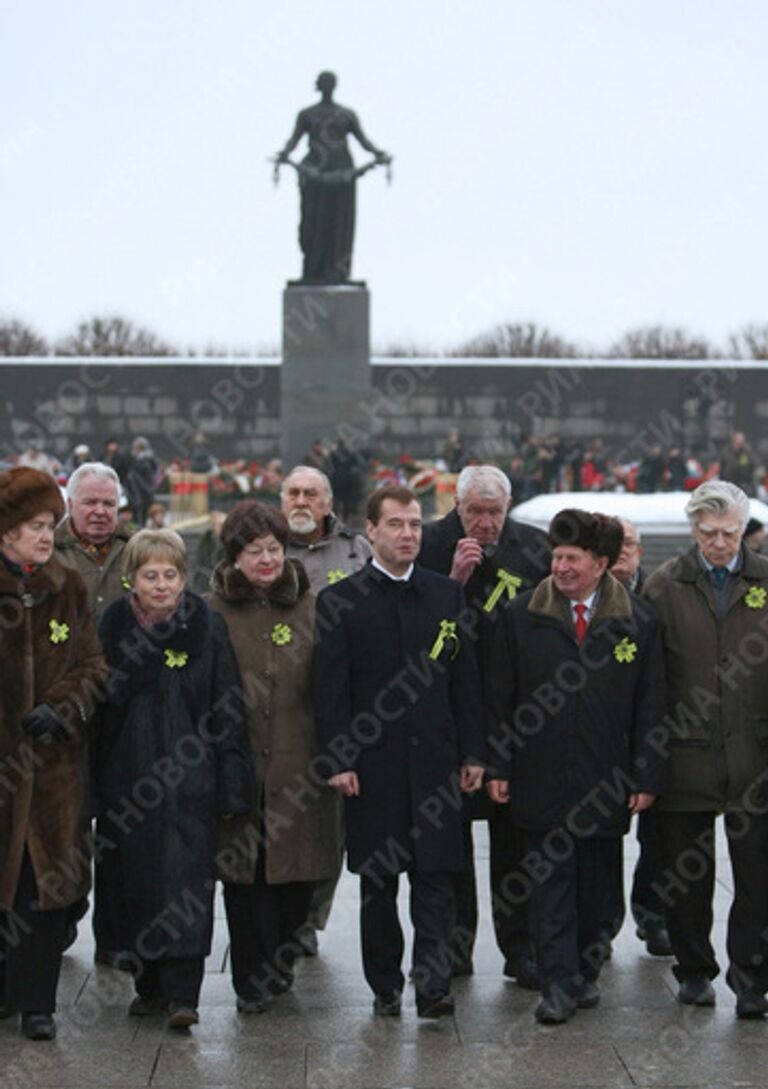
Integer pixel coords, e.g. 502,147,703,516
0,553,67,599
101,589,211,654
210,556,310,606
528,571,632,626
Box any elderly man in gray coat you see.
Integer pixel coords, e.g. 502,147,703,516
644,480,768,1018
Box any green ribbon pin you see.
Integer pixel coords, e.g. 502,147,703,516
164,649,188,668
271,623,293,646
483,568,523,613
429,619,460,661
613,637,637,664
745,586,767,609
49,619,70,644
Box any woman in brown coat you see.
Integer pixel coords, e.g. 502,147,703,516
0,467,106,1041
208,500,341,1013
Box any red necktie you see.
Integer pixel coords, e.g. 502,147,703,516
575,603,588,643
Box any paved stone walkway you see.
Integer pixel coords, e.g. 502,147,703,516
1,827,764,1089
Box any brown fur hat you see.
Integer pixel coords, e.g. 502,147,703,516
547,508,624,567
0,467,65,538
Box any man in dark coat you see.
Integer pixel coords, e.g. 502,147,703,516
281,464,372,954
418,464,550,983
487,509,666,1024
314,485,485,1018
54,460,134,965
643,480,768,1017
600,518,672,958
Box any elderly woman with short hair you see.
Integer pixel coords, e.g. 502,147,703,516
208,501,342,1014
95,528,253,1030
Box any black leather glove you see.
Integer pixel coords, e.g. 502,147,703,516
22,704,68,743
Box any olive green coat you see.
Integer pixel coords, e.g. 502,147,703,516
643,544,768,813
207,557,342,885
54,519,133,620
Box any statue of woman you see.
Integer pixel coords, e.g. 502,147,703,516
277,72,390,284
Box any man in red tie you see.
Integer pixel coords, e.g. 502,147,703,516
486,509,667,1024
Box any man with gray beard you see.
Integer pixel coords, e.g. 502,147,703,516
281,465,372,953
282,466,371,595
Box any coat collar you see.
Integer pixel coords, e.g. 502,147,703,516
107,589,211,653
54,517,133,553
359,558,425,594
674,543,768,584
0,553,67,599
528,571,632,627
211,556,310,606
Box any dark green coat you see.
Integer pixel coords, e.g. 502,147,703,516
643,544,768,813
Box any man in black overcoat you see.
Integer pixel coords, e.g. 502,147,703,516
487,509,666,1024
599,518,672,959
314,485,485,1018
418,465,550,983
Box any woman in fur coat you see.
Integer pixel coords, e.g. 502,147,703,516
0,467,106,1041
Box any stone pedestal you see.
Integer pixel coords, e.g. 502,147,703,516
281,284,372,471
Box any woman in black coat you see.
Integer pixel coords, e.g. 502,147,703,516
95,529,254,1030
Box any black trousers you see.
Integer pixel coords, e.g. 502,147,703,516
93,822,129,955
453,805,532,963
0,851,67,1014
526,831,616,1000
360,870,455,1001
600,810,668,939
135,956,204,1007
223,852,313,1000
656,810,768,990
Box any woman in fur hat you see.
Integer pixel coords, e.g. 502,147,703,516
0,467,106,1041
208,501,342,1014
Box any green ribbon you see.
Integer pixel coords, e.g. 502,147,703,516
164,649,188,668
429,619,459,661
483,569,523,613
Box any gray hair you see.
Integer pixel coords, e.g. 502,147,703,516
618,517,642,543
685,480,750,529
66,462,120,502
456,465,511,503
281,465,333,501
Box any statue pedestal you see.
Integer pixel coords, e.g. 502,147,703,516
281,284,372,470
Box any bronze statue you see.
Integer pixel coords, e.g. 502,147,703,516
274,72,391,284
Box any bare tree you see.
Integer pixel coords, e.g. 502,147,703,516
374,341,436,357
728,323,768,360
54,315,177,356
0,318,49,355
450,321,578,358
609,324,712,360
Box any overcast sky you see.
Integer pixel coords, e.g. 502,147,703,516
2,0,766,354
